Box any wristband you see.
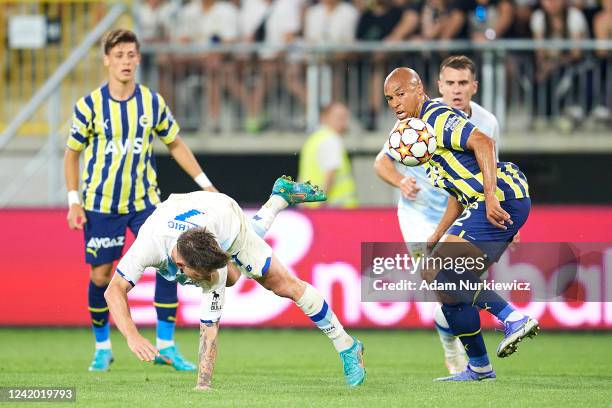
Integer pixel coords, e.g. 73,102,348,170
67,190,81,206
194,172,213,189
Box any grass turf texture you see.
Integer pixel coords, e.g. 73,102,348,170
1,328,610,407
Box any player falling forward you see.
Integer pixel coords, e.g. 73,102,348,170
383,67,539,381
104,177,366,389
374,56,500,374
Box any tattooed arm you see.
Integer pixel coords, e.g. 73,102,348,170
194,321,219,391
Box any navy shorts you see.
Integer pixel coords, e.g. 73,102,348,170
83,206,156,265
446,198,531,262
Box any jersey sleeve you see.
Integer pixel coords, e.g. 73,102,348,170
115,232,161,287
154,94,180,145
200,284,225,324
67,97,92,151
433,109,476,152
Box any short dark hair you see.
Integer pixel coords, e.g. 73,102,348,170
439,55,477,79
102,29,140,55
176,228,230,278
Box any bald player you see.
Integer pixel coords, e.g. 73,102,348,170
374,56,501,375
382,67,538,382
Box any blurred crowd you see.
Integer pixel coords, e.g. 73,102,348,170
134,0,611,132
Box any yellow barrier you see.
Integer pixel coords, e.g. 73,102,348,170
0,0,132,136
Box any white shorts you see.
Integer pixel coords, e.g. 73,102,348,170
398,210,438,258
226,198,273,279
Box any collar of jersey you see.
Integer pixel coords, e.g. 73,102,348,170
102,83,140,104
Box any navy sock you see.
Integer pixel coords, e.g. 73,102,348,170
442,303,490,369
154,274,178,343
88,280,110,344
436,268,515,320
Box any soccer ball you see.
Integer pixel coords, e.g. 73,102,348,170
386,118,437,166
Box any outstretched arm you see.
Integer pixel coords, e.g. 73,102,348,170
104,274,158,361
374,149,420,200
194,321,219,391
166,136,218,192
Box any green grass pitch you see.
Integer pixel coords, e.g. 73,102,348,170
1,328,610,407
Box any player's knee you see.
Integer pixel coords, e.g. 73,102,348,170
270,275,304,301
90,264,113,287
226,265,241,287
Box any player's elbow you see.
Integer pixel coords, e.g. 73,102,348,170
103,281,121,304
103,285,114,304
373,151,388,178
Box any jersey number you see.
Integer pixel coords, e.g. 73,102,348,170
454,202,478,226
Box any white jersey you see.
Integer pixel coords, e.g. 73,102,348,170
116,191,242,293
463,100,500,158
394,99,500,225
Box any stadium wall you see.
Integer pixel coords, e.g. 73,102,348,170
154,153,612,205
2,207,612,329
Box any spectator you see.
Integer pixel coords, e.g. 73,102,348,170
133,0,179,85
158,0,239,131
304,0,360,104
304,0,359,44
592,0,611,121
467,0,514,42
593,0,612,57
417,0,454,40
531,0,589,122
356,0,405,129
298,102,358,208
384,0,422,41
240,0,306,133
420,0,473,40
134,0,178,43
507,0,536,38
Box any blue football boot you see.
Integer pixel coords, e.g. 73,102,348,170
339,338,366,387
88,349,113,372
435,365,496,382
496,316,540,358
154,345,197,371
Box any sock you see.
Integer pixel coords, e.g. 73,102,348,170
434,303,461,358
296,283,354,352
88,280,111,349
499,308,525,324
442,303,492,373
154,273,178,347
250,196,287,238
436,268,523,322
157,335,174,350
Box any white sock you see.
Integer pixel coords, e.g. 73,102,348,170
95,340,111,350
296,284,354,352
469,363,493,374
250,196,287,238
157,339,174,349
434,304,461,357
503,311,525,324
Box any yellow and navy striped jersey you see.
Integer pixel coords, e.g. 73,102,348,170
421,100,529,206
67,83,179,214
